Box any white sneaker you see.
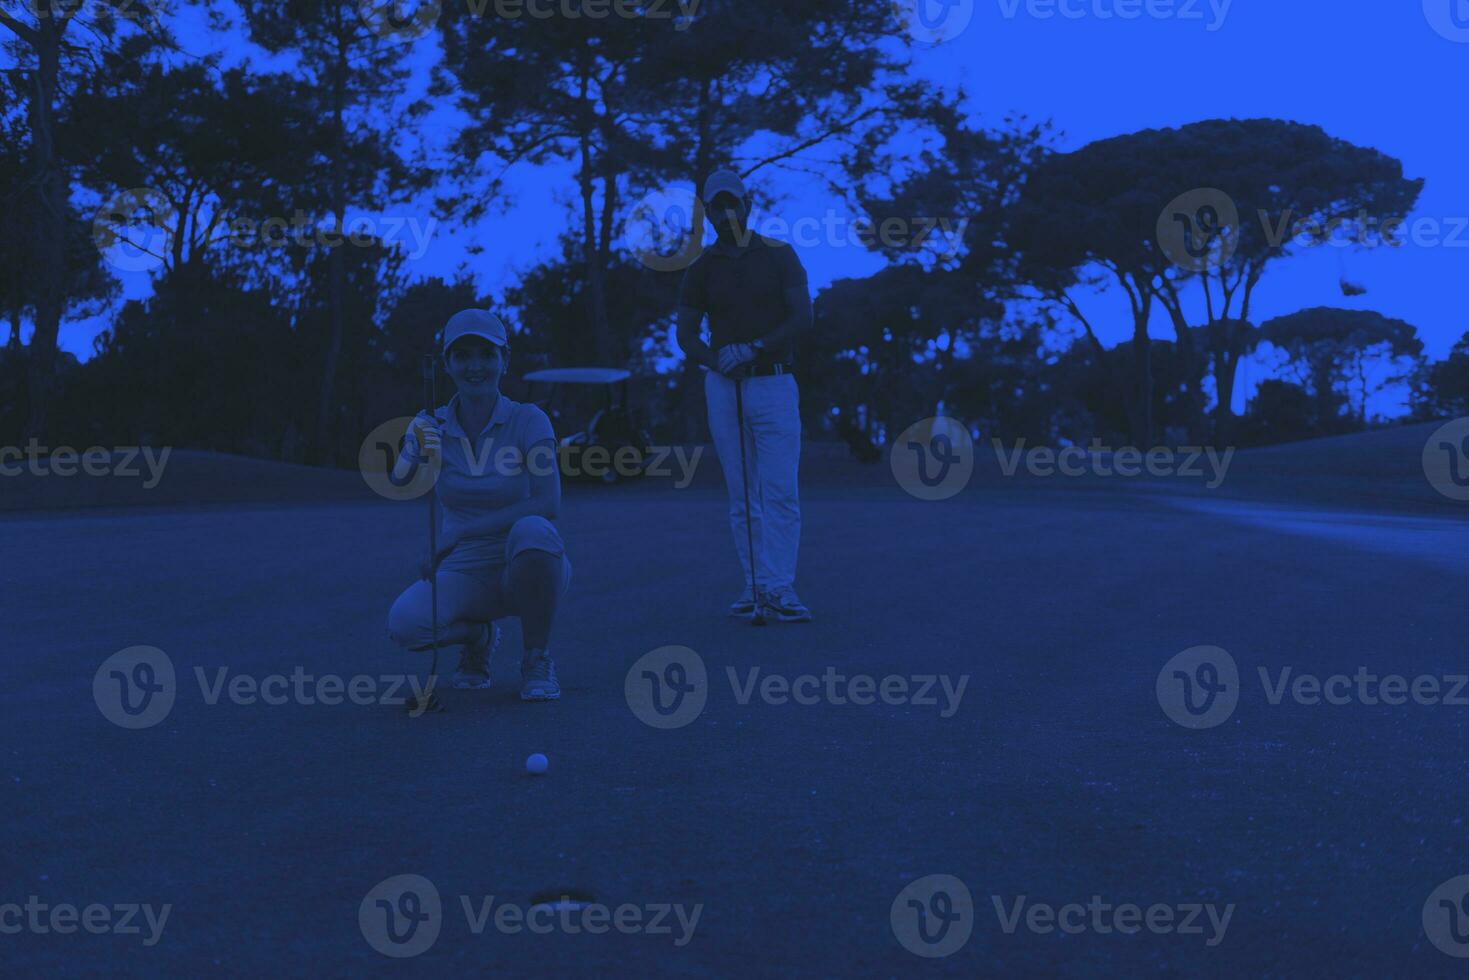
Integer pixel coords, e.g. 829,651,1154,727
764,588,812,624
452,623,501,689
728,588,757,617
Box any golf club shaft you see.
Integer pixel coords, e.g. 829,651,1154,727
423,355,439,682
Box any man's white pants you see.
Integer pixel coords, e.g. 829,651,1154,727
705,370,802,593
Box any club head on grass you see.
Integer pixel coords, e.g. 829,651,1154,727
405,689,445,715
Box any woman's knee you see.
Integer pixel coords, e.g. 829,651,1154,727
506,515,566,562
386,586,430,650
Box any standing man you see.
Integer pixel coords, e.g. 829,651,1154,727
676,169,813,623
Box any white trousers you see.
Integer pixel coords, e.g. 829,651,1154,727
705,370,802,593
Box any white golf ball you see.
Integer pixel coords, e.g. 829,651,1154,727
526,753,549,775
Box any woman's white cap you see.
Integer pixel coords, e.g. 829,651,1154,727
442,309,509,353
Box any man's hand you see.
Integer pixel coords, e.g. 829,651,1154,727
716,342,757,376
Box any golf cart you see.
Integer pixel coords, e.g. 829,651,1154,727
522,368,655,484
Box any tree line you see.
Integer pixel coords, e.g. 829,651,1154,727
2,0,1465,465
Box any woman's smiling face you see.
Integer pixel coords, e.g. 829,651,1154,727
445,336,506,395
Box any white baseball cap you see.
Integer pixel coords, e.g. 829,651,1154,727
702,169,748,206
442,309,509,354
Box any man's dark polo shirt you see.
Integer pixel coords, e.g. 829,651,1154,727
678,234,809,367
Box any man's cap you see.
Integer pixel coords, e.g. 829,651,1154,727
702,169,748,206
442,309,509,354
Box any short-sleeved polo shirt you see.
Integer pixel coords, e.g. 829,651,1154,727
407,392,558,574
678,235,808,366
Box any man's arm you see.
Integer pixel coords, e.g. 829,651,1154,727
755,283,812,353
754,244,812,354
675,259,717,371
676,305,717,372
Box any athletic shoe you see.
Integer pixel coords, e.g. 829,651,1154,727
520,650,561,701
728,588,757,617
452,623,500,690
764,588,813,623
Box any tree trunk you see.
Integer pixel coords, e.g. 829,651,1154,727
678,75,716,443
597,117,620,365
1128,287,1154,447
574,68,612,367
23,16,65,443
1163,304,1206,442
314,29,349,465
1209,318,1249,444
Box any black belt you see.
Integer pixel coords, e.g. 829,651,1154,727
743,362,792,377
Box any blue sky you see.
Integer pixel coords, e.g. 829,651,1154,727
68,0,1469,414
